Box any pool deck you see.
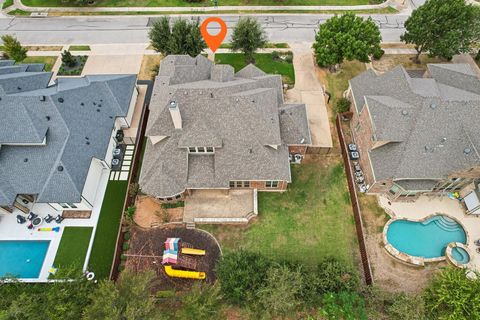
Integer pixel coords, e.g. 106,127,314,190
0,169,110,282
379,195,480,271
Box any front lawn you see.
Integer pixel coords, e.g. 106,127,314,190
88,180,128,279
202,159,358,267
22,56,58,71
215,52,295,86
69,45,91,51
53,227,93,272
22,0,372,7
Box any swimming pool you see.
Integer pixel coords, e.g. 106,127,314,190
451,247,470,264
0,241,50,279
386,215,466,259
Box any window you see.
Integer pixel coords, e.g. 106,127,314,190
59,203,69,209
188,147,215,154
167,197,173,201
175,194,182,199
230,181,250,188
389,185,400,195
266,181,279,188
67,203,77,209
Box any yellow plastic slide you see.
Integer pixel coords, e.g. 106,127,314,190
164,266,206,280
181,247,206,256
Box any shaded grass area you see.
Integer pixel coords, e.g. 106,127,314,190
42,7,397,15
220,42,290,49
7,9,29,15
319,60,366,112
88,180,128,279
53,227,93,272
23,0,373,7
26,45,63,51
202,159,358,267
22,56,58,71
215,52,295,86
69,45,91,51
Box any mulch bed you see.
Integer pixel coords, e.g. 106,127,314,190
125,225,221,290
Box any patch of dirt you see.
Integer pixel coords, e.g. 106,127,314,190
134,195,183,228
360,194,444,293
372,54,445,73
125,226,221,291
138,54,162,81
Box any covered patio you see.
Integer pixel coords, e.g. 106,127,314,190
183,189,257,224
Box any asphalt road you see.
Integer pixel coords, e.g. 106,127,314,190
0,14,407,44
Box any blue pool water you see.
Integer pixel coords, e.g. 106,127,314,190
0,241,50,278
386,215,466,259
451,247,470,264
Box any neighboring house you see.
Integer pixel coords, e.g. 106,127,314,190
140,55,312,202
0,60,138,214
347,63,480,201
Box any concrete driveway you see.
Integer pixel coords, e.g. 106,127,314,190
287,42,333,148
82,54,142,75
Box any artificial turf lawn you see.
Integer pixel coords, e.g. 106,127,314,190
22,56,58,72
202,160,358,266
88,180,128,279
53,227,93,271
215,53,295,86
22,0,371,7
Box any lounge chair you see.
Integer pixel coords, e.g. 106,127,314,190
27,212,38,221
44,214,55,223
475,239,480,246
16,215,26,224
55,215,64,224
477,248,480,254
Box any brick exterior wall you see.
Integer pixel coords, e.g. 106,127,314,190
288,145,307,156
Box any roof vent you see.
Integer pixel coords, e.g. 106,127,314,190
86,141,90,145
17,87,21,90
58,97,64,103
401,110,409,116
40,95,46,102
168,100,182,129
57,165,64,172
80,102,84,106
24,158,28,163
464,148,472,155
430,103,436,109
300,138,306,144
249,149,253,154
46,116,51,121
97,109,100,112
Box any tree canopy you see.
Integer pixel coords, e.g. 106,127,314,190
230,17,268,63
149,17,206,57
401,0,480,62
1,35,27,62
312,13,382,70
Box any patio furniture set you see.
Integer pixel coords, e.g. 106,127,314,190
16,212,64,229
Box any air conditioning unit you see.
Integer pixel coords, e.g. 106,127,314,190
293,154,303,164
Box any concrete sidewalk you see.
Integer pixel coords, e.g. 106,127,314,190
10,0,396,13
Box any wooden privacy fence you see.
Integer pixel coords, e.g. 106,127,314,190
109,80,153,281
335,115,373,285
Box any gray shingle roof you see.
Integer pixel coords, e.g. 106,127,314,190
140,55,310,198
0,67,137,206
350,64,480,182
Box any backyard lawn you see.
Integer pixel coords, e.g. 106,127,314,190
22,56,58,72
215,52,295,86
53,227,93,272
22,0,371,7
202,158,358,266
88,180,128,279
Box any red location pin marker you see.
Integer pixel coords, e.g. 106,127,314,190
201,17,227,53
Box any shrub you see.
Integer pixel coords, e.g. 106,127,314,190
122,242,129,251
61,50,76,68
476,49,480,61
303,258,359,298
386,292,425,320
216,250,272,305
284,54,293,63
176,283,224,320
256,264,304,318
123,232,131,241
320,291,367,320
335,97,351,113
125,206,136,220
272,51,280,60
120,254,127,261
372,48,385,60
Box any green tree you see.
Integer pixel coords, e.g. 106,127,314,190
1,35,27,62
176,283,224,320
231,17,268,63
401,0,480,62
83,270,159,320
256,264,304,318
61,50,76,68
148,17,206,57
313,13,381,70
216,250,272,305
424,267,480,320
